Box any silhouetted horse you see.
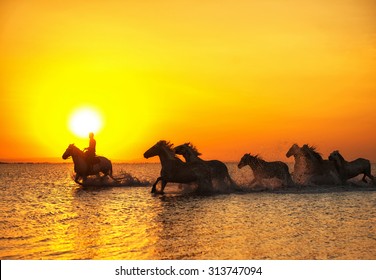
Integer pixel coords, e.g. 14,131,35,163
286,144,341,185
62,144,116,184
238,153,294,187
329,150,374,183
143,140,213,194
174,143,238,192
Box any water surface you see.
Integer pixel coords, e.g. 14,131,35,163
0,163,375,259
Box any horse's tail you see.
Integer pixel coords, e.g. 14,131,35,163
108,162,119,182
225,174,240,191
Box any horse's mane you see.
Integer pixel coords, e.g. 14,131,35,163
157,140,176,157
247,153,264,161
302,144,323,161
65,144,85,157
70,144,83,152
184,142,202,156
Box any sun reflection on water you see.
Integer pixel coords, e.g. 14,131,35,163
0,163,375,259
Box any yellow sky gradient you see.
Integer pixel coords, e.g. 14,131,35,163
1,0,375,162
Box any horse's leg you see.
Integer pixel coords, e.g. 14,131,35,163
160,180,168,194
285,172,295,186
205,176,213,193
226,173,241,191
364,166,374,182
98,173,108,185
281,174,288,186
196,179,209,195
106,165,119,182
74,174,83,185
108,173,119,182
151,177,162,193
362,173,374,183
82,175,88,185
216,172,232,193
197,173,213,195
218,170,231,190
361,174,367,183
329,170,342,185
74,174,79,183
100,169,113,183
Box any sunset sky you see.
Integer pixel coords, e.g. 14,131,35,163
1,0,375,162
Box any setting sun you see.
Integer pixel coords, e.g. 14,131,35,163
0,0,375,162
69,107,103,138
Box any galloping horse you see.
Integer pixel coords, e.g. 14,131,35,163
62,144,116,185
238,153,293,187
286,144,341,185
329,150,374,183
174,143,238,191
143,140,213,194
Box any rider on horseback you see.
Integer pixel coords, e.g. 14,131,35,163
84,132,96,173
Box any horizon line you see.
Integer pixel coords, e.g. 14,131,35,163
2,157,375,165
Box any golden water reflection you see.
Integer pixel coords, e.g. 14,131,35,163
0,163,375,259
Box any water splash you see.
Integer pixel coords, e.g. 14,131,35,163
71,170,150,187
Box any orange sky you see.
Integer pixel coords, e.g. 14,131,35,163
1,0,375,162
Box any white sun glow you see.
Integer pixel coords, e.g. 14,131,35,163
69,107,102,138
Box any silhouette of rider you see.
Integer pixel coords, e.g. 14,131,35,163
84,132,96,173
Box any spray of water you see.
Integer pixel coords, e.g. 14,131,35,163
70,170,150,187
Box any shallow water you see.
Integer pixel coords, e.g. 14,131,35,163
0,163,375,259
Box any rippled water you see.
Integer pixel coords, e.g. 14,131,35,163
0,163,375,259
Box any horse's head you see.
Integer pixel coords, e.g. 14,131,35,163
174,143,188,156
144,140,175,159
174,143,201,159
62,144,75,160
286,144,300,158
329,150,343,163
238,153,251,169
329,151,336,161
